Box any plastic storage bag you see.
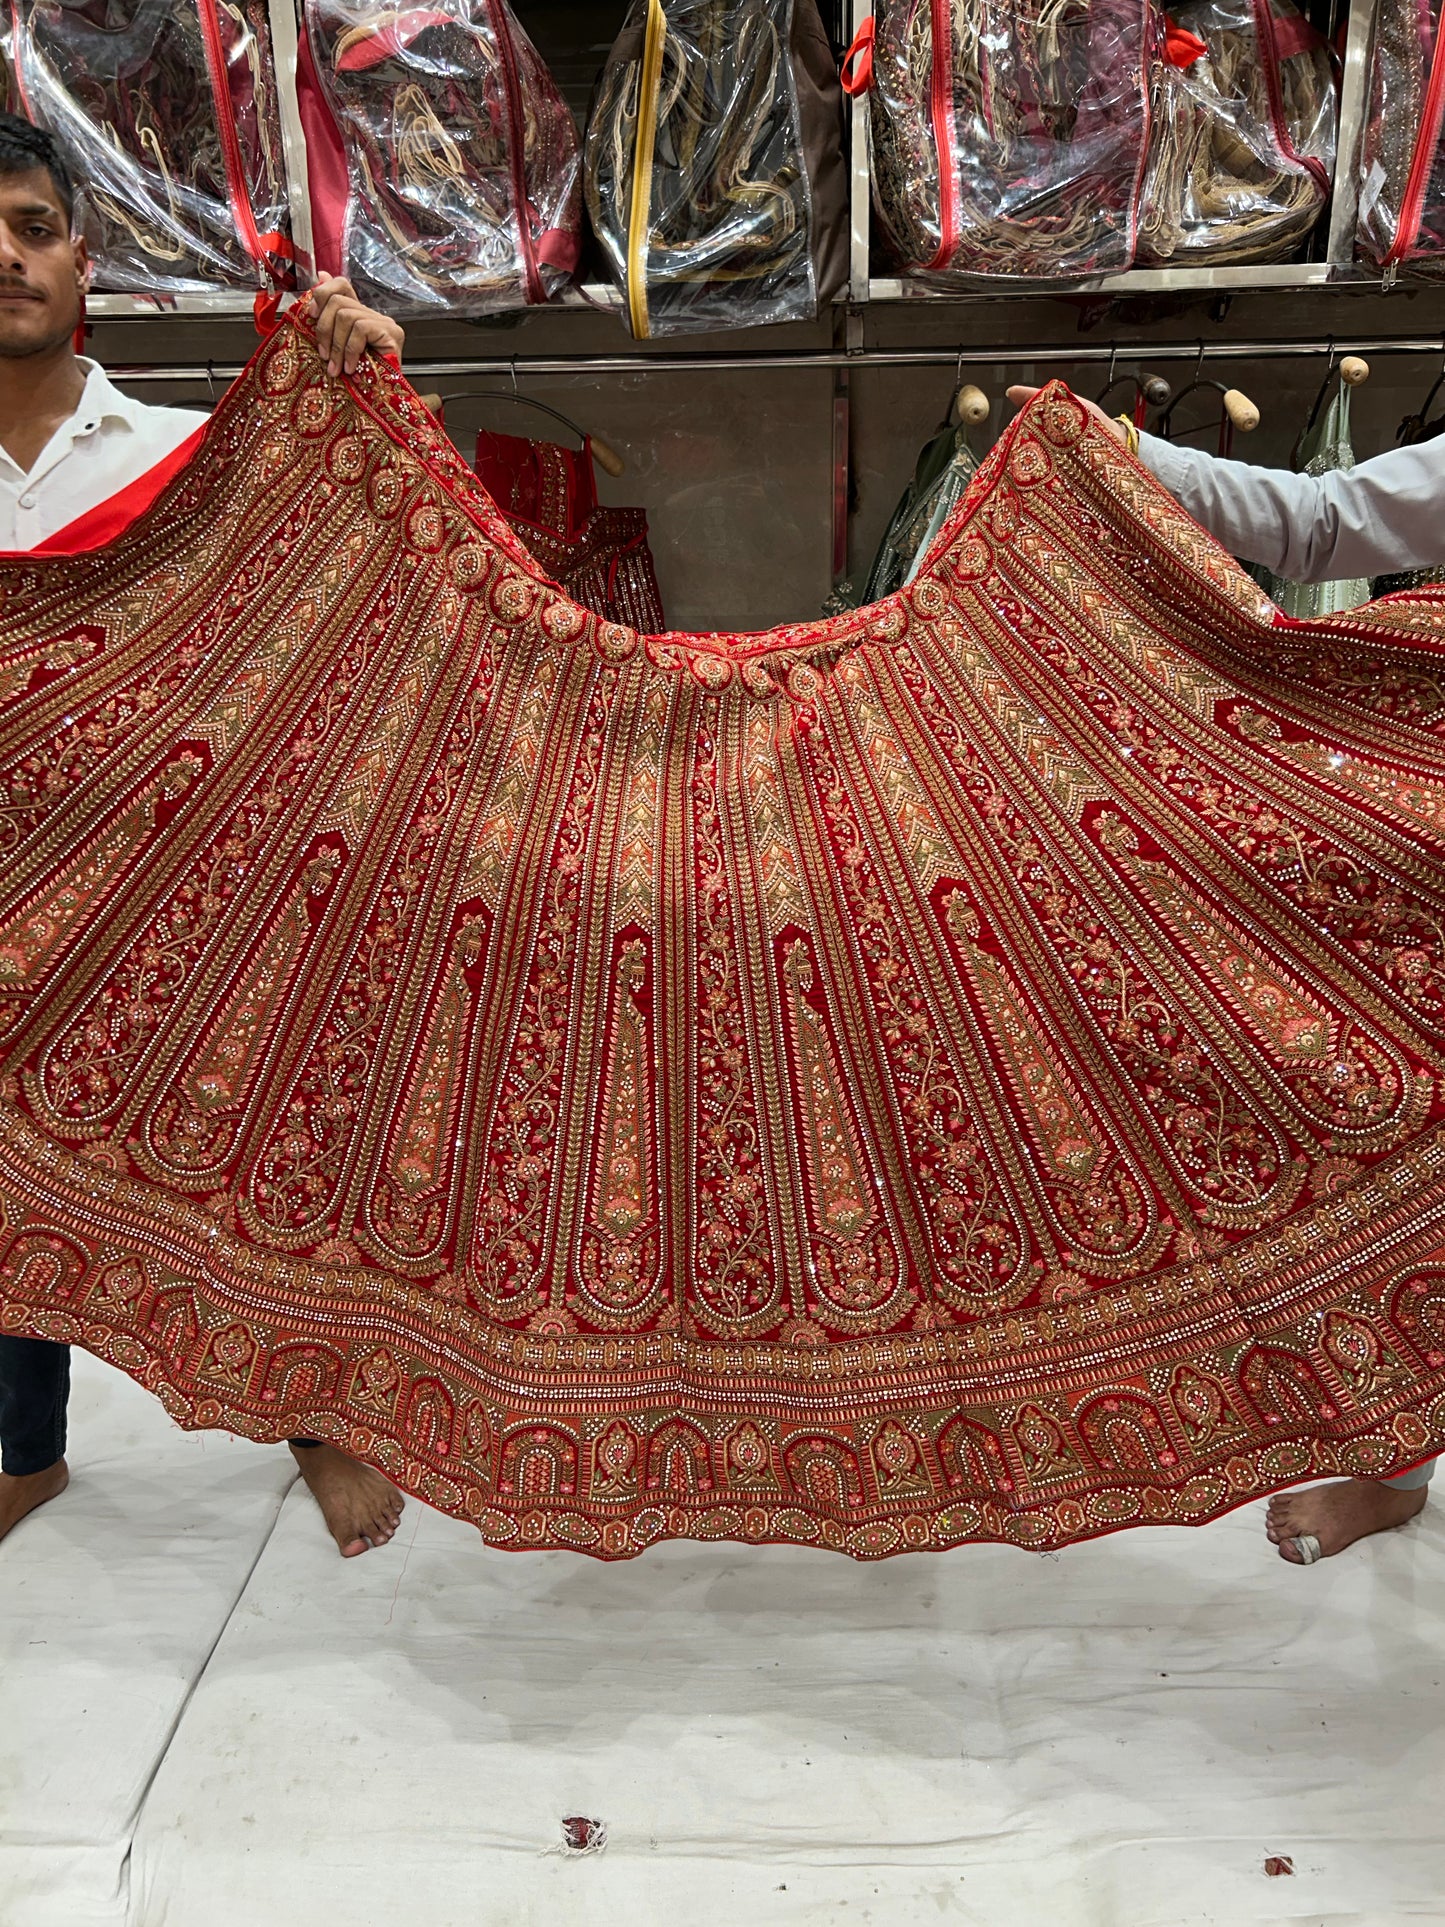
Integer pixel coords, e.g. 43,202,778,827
4,0,292,294
584,0,847,338
1357,0,1445,278
863,0,1153,281
298,0,582,315
1138,0,1335,265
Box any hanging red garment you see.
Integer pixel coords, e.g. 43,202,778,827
472,430,667,632
4,315,1445,1562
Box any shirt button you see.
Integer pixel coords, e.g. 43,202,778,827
18,494,35,509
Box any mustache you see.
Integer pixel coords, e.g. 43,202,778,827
0,281,42,300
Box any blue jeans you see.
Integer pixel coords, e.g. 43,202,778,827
0,1335,320,1475
0,1334,69,1476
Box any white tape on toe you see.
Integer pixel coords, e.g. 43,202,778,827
1291,1532,1323,1566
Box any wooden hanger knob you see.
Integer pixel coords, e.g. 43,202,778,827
418,391,443,416
589,436,626,478
1340,355,1370,387
1222,388,1260,433
953,383,990,426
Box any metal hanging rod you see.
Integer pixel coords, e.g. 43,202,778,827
107,334,1445,386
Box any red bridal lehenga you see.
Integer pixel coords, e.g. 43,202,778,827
5,316,1445,1561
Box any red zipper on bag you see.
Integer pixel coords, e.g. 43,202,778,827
1122,0,1155,266
925,0,961,269
1250,0,1331,196
482,0,545,304
1386,3,1445,271
196,0,280,281
6,3,35,117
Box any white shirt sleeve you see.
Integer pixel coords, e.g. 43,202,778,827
1136,431,1445,584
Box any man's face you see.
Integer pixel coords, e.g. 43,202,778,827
0,167,86,360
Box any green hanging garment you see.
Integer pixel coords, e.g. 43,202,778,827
862,421,980,605
1252,379,1371,618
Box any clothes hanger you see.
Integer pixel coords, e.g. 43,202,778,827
1297,339,1338,445
1156,344,1260,455
1293,342,1369,463
417,386,627,477
1096,372,1173,424
952,382,990,428
1396,339,1445,446
1096,347,1172,425
943,351,990,430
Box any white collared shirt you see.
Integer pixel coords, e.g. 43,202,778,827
0,358,206,551
1138,429,1445,584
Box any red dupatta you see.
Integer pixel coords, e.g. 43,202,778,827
3,314,1445,1561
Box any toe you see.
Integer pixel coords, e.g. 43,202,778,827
1278,1537,1304,1564
339,1535,369,1558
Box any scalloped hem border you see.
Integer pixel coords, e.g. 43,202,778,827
6,1299,1443,1563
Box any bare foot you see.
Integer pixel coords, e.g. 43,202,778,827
1266,1478,1428,1564
0,1459,69,1544
289,1443,402,1558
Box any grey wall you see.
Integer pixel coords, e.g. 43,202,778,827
92,279,1445,635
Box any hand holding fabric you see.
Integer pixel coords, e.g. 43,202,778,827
1008,385,1127,444
303,275,405,377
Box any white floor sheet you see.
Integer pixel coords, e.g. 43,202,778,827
2,1352,1443,1927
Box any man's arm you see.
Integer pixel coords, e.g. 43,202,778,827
1136,432,1445,583
1005,384,1445,586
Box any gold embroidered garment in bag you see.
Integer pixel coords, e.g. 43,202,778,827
5,315,1445,1561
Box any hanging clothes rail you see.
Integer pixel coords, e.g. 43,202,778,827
105,334,1445,383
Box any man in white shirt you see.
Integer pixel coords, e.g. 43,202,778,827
0,110,411,1559
1009,378,1444,1571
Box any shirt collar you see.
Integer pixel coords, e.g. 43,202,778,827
69,358,145,436
0,358,146,486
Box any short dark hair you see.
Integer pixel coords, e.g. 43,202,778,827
0,112,74,225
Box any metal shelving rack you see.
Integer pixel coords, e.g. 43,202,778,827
85,0,1395,321
80,0,1443,608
